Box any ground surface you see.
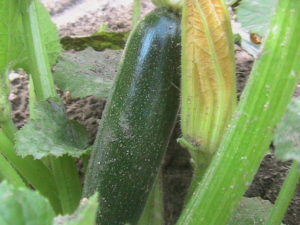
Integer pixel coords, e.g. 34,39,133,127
11,0,300,224
42,0,155,36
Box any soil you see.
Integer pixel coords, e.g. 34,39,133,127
41,0,155,37
10,1,300,225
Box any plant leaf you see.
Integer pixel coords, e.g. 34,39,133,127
0,181,55,225
225,0,238,5
236,0,276,37
235,0,277,57
0,0,25,72
53,48,121,98
229,197,274,225
274,97,300,163
53,194,98,225
15,98,90,159
0,182,98,225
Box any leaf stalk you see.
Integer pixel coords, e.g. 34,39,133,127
21,0,82,213
266,161,300,225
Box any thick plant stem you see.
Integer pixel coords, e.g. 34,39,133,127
0,151,25,188
132,0,141,27
22,0,56,101
151,0,183,11
177,1,300,225
184,162,209,202
0,129,61,213
22,0,82,214
0,120,16,143
49,155,82,214
266,161,300,225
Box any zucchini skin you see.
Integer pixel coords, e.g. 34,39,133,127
83,8,181,225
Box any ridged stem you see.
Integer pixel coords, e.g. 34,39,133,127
22,0,81,214
266,161,300,225
132,0,141,27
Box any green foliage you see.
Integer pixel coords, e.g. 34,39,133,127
0,181,55,225
274,97,300,164
1,0,300,225
0,126,61,213
53,48,120,99
229,197,276,225
235,0,277,56
236,0,276,37
0,152,25,187
0,182,98,225
0,0,24,72
15,98,90,159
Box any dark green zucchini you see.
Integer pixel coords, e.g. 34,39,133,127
83,8,181,225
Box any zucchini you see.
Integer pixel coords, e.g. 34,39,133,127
83,8,181,225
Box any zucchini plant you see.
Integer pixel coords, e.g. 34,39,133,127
0,0,300,225
83,7,181,225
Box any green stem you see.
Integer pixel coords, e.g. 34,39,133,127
176,1,300,225
151,0,183,11
0,152,25,188
266,161,300,225
138,172,164,225
0,120,17,142
22,0,82,213
184,163,208,202
50,155,82,214
132,0,141,27
178,138,211,200
0,129,61,213
22,0,57,101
